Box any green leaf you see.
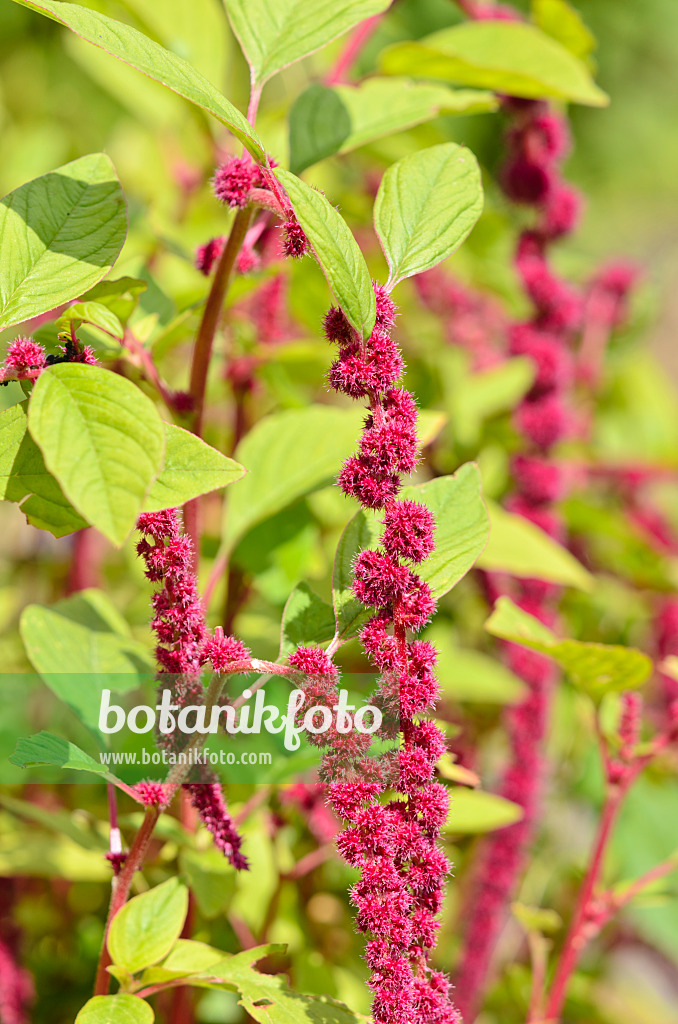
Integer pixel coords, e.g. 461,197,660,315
0,791,108,851
138,939,228,986
28,364,165,546
426,626,528,703
56,301,124,340
75,995,154,1024
447,357,534,446
223,405,364,551
0,823,112,881
289,78,497,174
121,0,229,88
79,277,147,327
444,788,524,835
279,582,336,659
0,153,126,330
9,731,110,777
193,945,367,1022
274,168,376,340
379,21,608,107
531,0,596,61
333,464,488,639
374,143,484,287
512,901,562,935
486,596,653,701
108,878,189,975
0,402,88,536
477,499,594,591
20,589,153,733
225,0,391,88
11,0,265,161
178,850,236,920
144,424,245,512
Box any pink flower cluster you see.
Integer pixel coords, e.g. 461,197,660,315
319,285,459,1024
136,509,249,869
0,335,96,383
415,267,507,370
454,94,583,1022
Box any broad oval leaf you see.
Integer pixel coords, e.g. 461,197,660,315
0,401,88,537
76,995,154,1024
0,153,126,330
280,582,336,659
225,0,391,88
374,143,484,287
444,788,524,835
56,301,124,340
20,589,153,733
144,423,245,512
290,79,497,174
223,405,364,551
333,464,489,639
108,877,189,974
28,364,165,546
379,21,608,107
11,0,265,160
10,731,110,777
274,168,376,339
532,0,596,61
486,596,653,701
477,499,594,591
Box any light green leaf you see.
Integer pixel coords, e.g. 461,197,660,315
75,995,154,1024
478,499,594,590
0,402,88,536
333,464,488,639
223,405,364,551
280,582,336,659
192,945,367,1021
374,143,484,287
11,0,264,160
178,850,236,920
20,589,153,733
426,625,528,703
289,78,497,174
531,0,596,61
121,0,229,88
379,21,608,107
274,168,376,340
225,0,391,88
79,277,147,327
144,423,245,512
28,364,165,546
0,153,126,330
486,596,653,701
444,788,524,835
56,302,124,340
9,731,110,777
139,939,227,986
512,901,562,935
108,878,189,974
448,357,534,447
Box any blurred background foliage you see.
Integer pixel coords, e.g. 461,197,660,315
1,1,678,1023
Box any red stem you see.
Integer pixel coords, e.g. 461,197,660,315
325,13,384,85
94,806,160,995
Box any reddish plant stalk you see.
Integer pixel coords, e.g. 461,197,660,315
325,13,384,85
